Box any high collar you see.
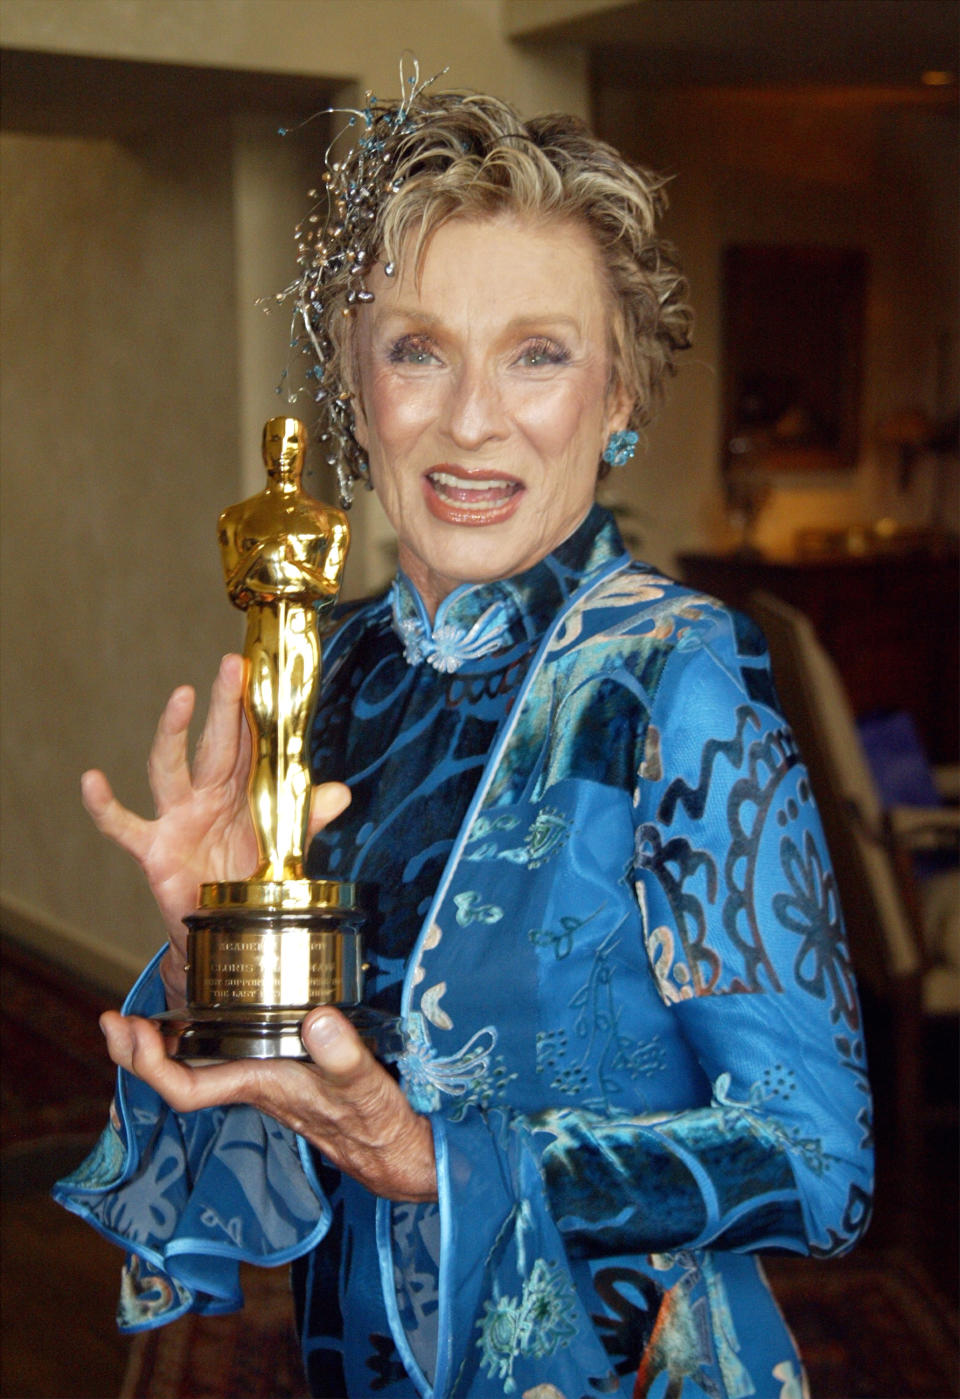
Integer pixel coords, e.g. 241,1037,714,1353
388,505,629,672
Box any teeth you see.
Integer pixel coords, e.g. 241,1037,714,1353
429,470,516,492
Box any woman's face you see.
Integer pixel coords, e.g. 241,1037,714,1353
352,214,631,618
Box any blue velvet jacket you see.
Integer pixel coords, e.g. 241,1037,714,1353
55,509,872,1399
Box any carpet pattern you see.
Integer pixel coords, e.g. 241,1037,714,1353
766,1252,959,1399
119,1266,308,1399
113,1251,960,1399
1,934,117,1149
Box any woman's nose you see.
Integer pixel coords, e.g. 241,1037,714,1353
441,363,509,449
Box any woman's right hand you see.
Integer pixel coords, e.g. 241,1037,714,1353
81,653,350,1007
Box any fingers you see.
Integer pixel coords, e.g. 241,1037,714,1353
101,1009,370,1126
298,1010,437,1199
192,654,248,790
298,1012,438,1200
300,1006,367,1080
81,769,152,863
101,1012,188,1099
86,675,200,849
100,1012,259,1114
307,782,352,841
147,684,197,814
146,656,246,814
100,1007,372,1111
101,1012,182,1094
101,1007,437,1200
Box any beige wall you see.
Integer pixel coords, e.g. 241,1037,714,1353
0,0,590,119
1,120,242,982
0,0,594,988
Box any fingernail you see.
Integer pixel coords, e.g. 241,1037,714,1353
303,1012,341,1051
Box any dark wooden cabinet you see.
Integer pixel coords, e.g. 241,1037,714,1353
678,550,959,764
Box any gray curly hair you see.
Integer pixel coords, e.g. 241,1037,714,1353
290,85,692,500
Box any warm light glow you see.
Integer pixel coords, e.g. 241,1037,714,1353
920,70,956,87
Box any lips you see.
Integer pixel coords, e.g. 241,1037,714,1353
424,466,524,526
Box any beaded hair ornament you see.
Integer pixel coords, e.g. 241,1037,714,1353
276,57,447,508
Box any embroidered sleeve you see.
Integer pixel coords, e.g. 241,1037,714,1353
534,608,873,1260
52,952,332,1332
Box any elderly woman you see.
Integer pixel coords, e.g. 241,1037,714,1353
56,79,872,1399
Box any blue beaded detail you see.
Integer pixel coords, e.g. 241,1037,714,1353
389,580,513,672
602,429,639,467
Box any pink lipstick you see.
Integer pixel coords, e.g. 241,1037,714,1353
423,465,524,526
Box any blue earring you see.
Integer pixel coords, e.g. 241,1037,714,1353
602,429,638,468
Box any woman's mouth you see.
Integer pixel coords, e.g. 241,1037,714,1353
424,467,524,525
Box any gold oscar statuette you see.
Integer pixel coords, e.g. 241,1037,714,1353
155,417,389,1059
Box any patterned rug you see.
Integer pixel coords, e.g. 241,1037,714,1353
111,1250,960,1399
765,1251,959,1399
119,1266,308,1399
1,934,118,1149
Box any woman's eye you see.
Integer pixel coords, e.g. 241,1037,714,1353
516,338,571,368
388,335,439,365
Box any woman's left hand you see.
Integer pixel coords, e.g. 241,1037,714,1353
99,1008,437,1203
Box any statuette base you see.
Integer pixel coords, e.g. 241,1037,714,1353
152,897,397,1061
154,1002,398,1062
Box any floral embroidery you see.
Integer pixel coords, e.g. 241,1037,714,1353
529,920,577,960
389,580,514,671
644,922,695,1004
421,980,453,1030
774,829,859,1030
517,809,571,868
118,1254,191,1330
466,809,571,869
569,926,668,1108
713,1072,839,1178
466,812,522,844
528,903,604,961
477,1258,578,1392
198,1207,244,1247
536,1030,589,1095
57,1116,125,1190
397,1012,498,1113
773,1358,809,1399
454,890,503,926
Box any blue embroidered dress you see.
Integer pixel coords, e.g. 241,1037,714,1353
55,507,873,1399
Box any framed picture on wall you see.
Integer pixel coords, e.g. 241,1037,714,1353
722,244,867,474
